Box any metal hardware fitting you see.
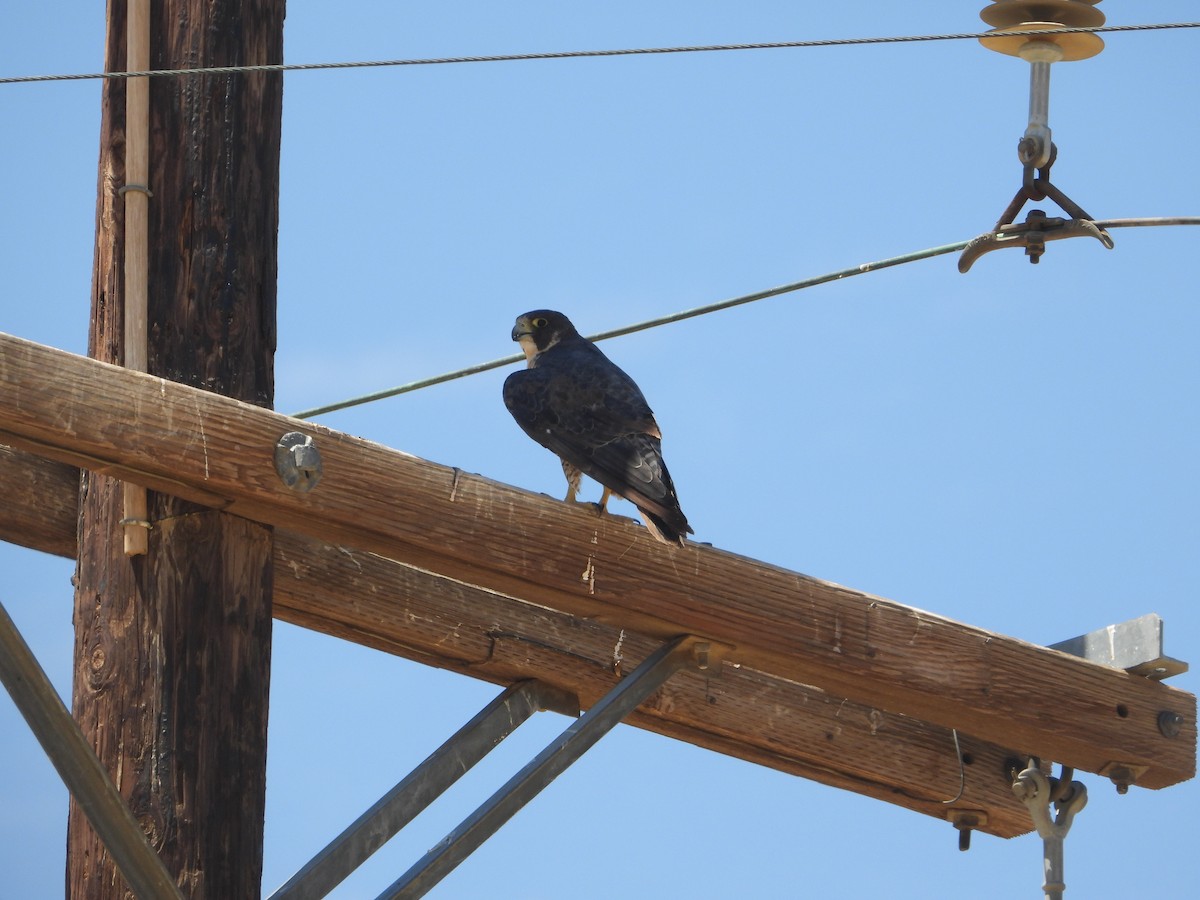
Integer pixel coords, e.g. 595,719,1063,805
963,2,1110,272
1158,710,1185,739
1098,761,1148,795
274,431,323,492
958,147,1113,272
1049,613,1188,681
959,207,1113,271
1012,763,1087,899
377,635,701,899
1017,39,1062,169
269,681,578,900
947,809,988,852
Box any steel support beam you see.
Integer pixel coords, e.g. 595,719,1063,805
0,598,183,900
377,635,700,900
269,680,577,900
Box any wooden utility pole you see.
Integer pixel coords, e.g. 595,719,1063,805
69,0,285,895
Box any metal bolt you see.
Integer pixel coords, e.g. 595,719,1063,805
1107,766,1133,795
1017,136,1043,167
1158,710,1185,739
274,432,322,492
948,811,984,853
1024,209,1048,264
957,824,973,852
1003,756,1026,783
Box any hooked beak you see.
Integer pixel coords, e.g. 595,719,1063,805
511,316,533,343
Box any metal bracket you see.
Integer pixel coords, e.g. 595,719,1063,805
1012,763,1088,900
269,635,704,900
1049,613,1188,681
376,635,702,899
0,598,183,900
268,680,578,900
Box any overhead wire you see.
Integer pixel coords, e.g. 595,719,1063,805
290,216,1200,420
4,17,1192,420
1,22,1196,86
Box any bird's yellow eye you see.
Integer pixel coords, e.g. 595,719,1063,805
532,317,548,328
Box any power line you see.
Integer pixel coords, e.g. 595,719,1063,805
2,22,1196,86
290,216,1199,420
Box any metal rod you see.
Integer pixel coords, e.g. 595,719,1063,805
269,681,563,900
1012,765,1087,900
121,0,150,556
1022,59,1054,167
377,635,696,900
0,598,183,900
1043,832,1066,900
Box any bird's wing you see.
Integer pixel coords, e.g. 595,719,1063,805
503,366,560,446
504,342,655,448
504,360,687,533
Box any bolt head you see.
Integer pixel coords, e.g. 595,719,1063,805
274,431,323,492
1158,710,1185,738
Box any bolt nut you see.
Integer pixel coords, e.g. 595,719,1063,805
1017,136,1040,165
1107,766,1133,795
947,811,986,853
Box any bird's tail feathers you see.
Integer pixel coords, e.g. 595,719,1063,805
637,507,693,547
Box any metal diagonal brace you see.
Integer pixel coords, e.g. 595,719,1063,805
269,680,578,900
377,635,706,900
0,598,184,900
1012,764,1088,900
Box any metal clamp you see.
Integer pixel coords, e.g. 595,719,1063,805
959,144,1113,271
959,209,1114,272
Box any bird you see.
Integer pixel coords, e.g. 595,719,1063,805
503,309,693,546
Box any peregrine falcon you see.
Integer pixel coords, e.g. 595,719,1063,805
503,310,692,546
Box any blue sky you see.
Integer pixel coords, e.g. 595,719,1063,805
2,2,1198,897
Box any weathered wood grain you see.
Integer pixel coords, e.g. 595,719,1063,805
0,446,77,558
0,332,1193,796
64,1,284,895
0,445,1037,836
